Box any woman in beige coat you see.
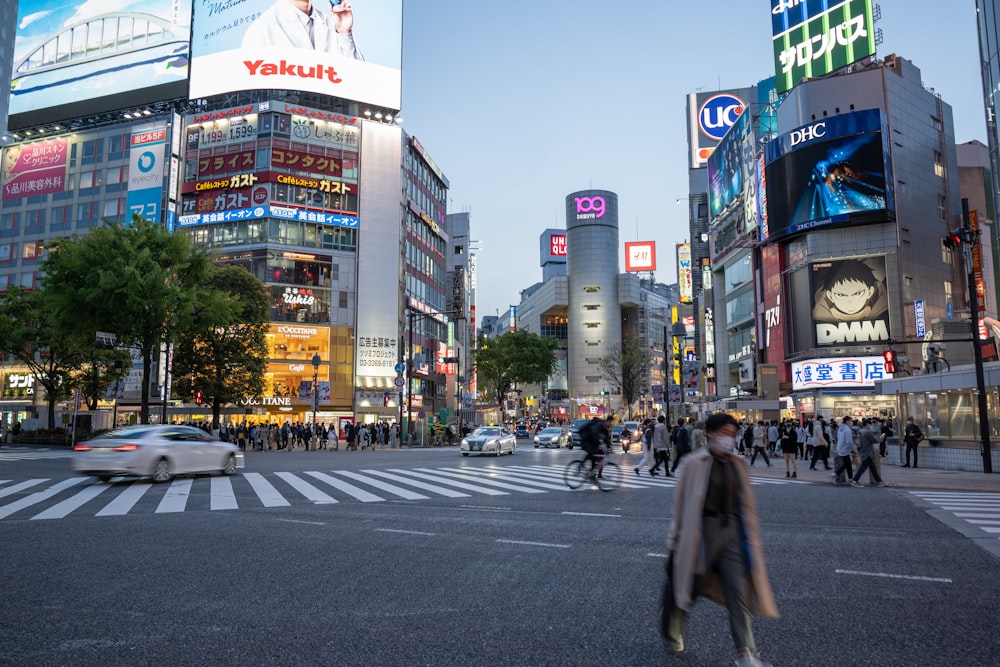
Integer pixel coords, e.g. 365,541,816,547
665,412,778,667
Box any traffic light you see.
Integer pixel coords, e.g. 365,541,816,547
194,390,203,405
943,228,964,250
882,349,897,374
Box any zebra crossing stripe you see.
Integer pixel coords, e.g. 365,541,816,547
243,472,291,507
0,478,49,500
331,470,429,500
417,468,547,494
359,469,471,498
0,477,87,520
210,476,239,511
31,482,111,520
304,471,385,502
459,468,568,491
96,482,153,516
275,471,338,504
156,478,193,513
387,469,508,496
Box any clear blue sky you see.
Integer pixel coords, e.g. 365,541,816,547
400,1,985,319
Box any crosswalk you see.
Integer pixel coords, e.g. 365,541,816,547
910,491,1000,542
0,448,74,461
0,464,798,521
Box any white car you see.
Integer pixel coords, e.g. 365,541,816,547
533,427,568,448
460,426,516,456
73,424,244,483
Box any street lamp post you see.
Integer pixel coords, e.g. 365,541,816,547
311,353,321,431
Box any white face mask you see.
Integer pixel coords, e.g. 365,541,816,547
709,435,736,455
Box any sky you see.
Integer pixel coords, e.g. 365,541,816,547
399,0,987,320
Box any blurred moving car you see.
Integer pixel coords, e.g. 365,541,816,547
460,426,517,456
533,426,569,448
568,419,591,449
72,424,244,483
611,424,625,447
622,421,641,441
514,425,530,439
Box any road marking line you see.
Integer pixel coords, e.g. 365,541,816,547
96,482,152,516
0,478,49,500
275,472,338,504
835,569,952,583
376,528,436,536
277,519,325,526
243,472,291,507
562,511,622,518
155,478,192,513
210,476,239,510
460,505,511,510
0,477,87,520
362,470,470,498
305,471,385,502
496,539,570,549
31,482,110,520
647,552,669,558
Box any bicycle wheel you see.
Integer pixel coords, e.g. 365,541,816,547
564,459,587,489
595,461,622,492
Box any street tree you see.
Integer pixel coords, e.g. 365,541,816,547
0,287,85,430
171,264,269,429
598,338,651,420
41,216,216,424
472,330,558,423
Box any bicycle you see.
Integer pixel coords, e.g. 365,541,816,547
564,452,622,492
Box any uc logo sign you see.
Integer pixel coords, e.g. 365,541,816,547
698,94,746,141
575,196,606,219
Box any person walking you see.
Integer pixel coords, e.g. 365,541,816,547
851,419,886,487
650,416,672,477
766,420,779,456
634,418,655,476
691,420,706,451
663,412,778,666
902,416,923,468
809,416,832,470
671,417,692,474
832,416,857,484
781,421,798,478
749,420,770,467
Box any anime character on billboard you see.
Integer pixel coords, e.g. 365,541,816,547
812,258,890,346
242,0,363,59
794,134,886,224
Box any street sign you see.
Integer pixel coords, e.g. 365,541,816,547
394,376,405,388
394,362,406,375
418,411,425,419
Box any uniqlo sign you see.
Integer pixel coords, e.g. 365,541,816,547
550,234,567,257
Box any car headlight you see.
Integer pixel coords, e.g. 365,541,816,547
461,439,469,447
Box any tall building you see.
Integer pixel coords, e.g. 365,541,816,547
0,1,465,433
975,0,1000,314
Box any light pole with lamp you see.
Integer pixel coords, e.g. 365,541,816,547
310,353,321,436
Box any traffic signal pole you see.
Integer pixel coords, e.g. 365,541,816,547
961,199,993,473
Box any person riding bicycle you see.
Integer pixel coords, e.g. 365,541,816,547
580,416,610,478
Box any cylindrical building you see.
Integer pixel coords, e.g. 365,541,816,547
566,189,620,413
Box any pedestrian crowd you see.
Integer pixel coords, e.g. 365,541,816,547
182,420,402,452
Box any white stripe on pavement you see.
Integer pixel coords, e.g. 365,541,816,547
386,469,508,496
31,482,110,520
275,472,338,504
459,468,568,490
155,478,193,513
96,482,153,516
496,539,571,549
243,472,291,507
210,476,239,510
360,470,470,498
835,568,952,583
305,471,385,502
417,468,546,493
0,478,49,499
331,470,429,500
0,477,87,520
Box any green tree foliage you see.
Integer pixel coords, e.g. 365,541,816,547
0,287,84,430
598,339,651,420
40,216,216,424
472,330,557,423
171,264,269,429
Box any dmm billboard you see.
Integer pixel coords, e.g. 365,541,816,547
189,0,402,110
763,108,892,242
9,1,190,129
810,256,890,348
771,0,876,94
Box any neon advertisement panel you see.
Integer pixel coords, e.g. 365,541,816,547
624,241,656,272
810,256,890,348
189,0,402,110
771,0,876,94
763,108,892,242
9,1,191,128
791,356,892,391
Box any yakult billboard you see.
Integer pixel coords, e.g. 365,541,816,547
190,0,402,110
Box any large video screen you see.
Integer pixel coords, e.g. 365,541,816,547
189,0,402,110
707,109,759,236
810,256,890,348
763,108,891,242
9,1,191,129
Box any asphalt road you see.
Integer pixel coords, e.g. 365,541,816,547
1,443,998,666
